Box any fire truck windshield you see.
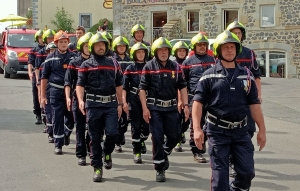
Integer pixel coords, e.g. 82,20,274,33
7,34,37,48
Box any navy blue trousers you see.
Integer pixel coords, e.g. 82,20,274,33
72,99,90,158
116,110,129,146
149,110,181,171
129,100,149,154
50,88,74,147
87,107,118,169
205,123,255,191
31,73,41,116
45,88,53,135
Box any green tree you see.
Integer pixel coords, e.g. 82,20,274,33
89,18,113,33
26,10,33,28
50,7,75,33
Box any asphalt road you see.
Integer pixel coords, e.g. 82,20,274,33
0,74,300,191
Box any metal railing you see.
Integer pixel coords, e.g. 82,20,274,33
152,27,163,41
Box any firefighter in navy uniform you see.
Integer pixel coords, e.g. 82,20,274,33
100,31,114,57
227,21,262,177
38,42,57,143
28,30,44,125
122,42,150,163
112,36,133,72
35,29,56,81
129,24,151,47
192,30,266,191
41,30,76,155
112,36,133,152
129,24,151,60
227,21,262,138
35,29,56,132
76,33,123,182
65,32,93,166
68,26,85,54
182,33,216,163
171,41,190,152
139,37,189,182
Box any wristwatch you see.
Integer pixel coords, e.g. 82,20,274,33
184,104,189,107
118,103,124,106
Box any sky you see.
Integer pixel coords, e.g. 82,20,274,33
0,0,18,31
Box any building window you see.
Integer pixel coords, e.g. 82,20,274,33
261,5,275,27
79,14,92,29
223,10,239,30
187,11,199,33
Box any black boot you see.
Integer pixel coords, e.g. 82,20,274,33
141,141,147,154
164,154,169,170
54,147,62,155
48,135,54,143
103,154,112,170
156,170,166,182
43,125,47,133
193,153,207,163
64,135,70,146
93,168,103,182
35,115,42,125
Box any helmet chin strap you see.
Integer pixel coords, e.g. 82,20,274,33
219,54,237,62
116,51,125,55
82,51,90,57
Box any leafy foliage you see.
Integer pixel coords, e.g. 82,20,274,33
26,10,33,28
50,7,75,33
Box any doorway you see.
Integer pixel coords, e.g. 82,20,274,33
152,12,167,42
223,10,239,30
255,50,287,78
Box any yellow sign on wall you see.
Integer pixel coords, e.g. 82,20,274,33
103,0,112,9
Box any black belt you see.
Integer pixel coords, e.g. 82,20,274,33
130,87,148,96
147,98,177,107
130,87,139,95
206,112,247,129
86,93,116,103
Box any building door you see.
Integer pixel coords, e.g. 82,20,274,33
255,50,287,78
152,12,167,42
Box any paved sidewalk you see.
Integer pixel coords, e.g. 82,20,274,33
0,77,299,191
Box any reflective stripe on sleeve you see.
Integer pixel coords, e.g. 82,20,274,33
199,74,226,81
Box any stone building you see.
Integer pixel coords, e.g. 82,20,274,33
31,0,113,31
113,0,300,78
17,0,32,17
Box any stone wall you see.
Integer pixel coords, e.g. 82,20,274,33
161,20,183,39
113,0,300,78
113,4,148,40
